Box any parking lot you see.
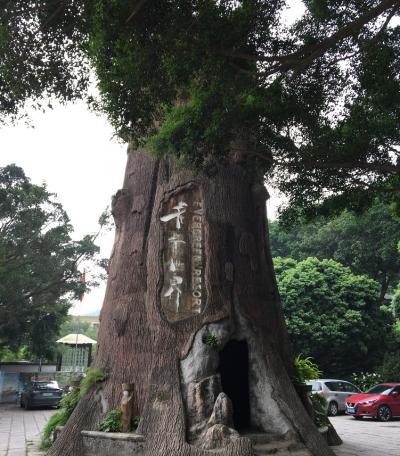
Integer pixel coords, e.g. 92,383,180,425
331,415,400,456
0,406,399,455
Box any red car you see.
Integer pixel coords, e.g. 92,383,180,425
345,383,400,421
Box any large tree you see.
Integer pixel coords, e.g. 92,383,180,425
0,164,99,360
1,1,400,456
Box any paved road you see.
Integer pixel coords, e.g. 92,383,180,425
0,405,55,456
1,405,400,455
331,415,400,456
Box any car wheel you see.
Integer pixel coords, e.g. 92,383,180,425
377,405,392,422
24,400,31,410
328,401,339,416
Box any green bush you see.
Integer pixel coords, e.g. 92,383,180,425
310,393,328,427
350,371,382,391
79,368,106,397
132,416,140,431
41,368,105,450
99,409,122,433
204,333,220,349
380,352,400,382
294,355,322,384
40,409,69,451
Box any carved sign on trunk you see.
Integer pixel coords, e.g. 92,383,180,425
160,187,205,322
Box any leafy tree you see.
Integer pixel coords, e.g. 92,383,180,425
275,257,392,377
1,1,399,215
1,2,400,455
0,164,99,360
270,200,400,300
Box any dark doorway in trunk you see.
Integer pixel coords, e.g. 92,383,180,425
219,339,250,431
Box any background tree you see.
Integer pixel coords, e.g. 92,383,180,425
1,2,400,456
274,257,392,377
270,200,400,300
0,164,99,360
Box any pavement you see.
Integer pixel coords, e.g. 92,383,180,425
331,415,400,456
1,405,400,455
0,404,55,456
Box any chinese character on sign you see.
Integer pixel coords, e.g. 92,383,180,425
168,233,186,257
164,274,183,312
160,201,188,230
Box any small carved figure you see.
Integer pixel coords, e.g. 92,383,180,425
120,383,135,433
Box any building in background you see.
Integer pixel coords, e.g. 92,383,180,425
0,362,57,403
56,334,97,373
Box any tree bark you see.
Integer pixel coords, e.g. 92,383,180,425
48,146,336,456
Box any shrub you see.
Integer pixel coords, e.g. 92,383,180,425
41,368,105,450
79,367,106,397
40,409,69,451
379,352,400,382
310,393,328,427
204,333,220,349
294,355,322,384
99,409,122,432
350,372,383,391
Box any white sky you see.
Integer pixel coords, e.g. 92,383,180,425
0,1,305,316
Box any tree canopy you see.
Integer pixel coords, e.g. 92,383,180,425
274,256,392,377
1,1,399,216
0,164,99,359
270,200,400,299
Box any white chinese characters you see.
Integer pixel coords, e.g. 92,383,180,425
160,193,204,320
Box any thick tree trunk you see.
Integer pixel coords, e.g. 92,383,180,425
48,147,337,456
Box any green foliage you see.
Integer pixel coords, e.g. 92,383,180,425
131,416,140,431
294,355,322,384
79,368,106,397
350,372,383,392
1,2,399,215
40,368,105,450
393,287,400,318
309,393,328,428
98,409,122,433
379,352,400,383
0,165,100,359
270,200,400,299
275,257,392,377
41,387,80,451
40,408,70,451
204,333,220,349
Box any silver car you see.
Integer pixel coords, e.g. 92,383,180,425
307,379,362,416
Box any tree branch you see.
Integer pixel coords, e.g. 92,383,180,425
126,0,150,24
222,0,399,76
294,160,400,174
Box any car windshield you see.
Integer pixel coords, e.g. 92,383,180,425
33,382,59,389
366,385,393,395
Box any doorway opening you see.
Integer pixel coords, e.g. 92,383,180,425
219,339,250,431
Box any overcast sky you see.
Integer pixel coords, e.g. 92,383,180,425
0,1,304,316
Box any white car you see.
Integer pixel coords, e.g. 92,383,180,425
307,379,362,416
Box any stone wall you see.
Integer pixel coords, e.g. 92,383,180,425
81,431,145,456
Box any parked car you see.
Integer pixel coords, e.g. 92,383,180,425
345,383,400,421
307,379,362,416
19,381,63,410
